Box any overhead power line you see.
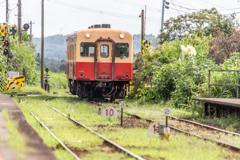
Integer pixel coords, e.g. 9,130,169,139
112,0,162,12
0,0,5,4
48,0,160,21
183,0,195,8
200,0,227,9
171,0,181,14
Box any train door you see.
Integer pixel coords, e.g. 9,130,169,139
96,41,113,80
69,45,73,79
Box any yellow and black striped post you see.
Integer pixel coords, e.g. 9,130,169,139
6,75,25,91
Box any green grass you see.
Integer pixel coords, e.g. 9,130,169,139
2,110,26,160
6,85,240,159
47,71,68,89
122,99,240,132
14,96,133,160
45,97,238,160
122,99,197,120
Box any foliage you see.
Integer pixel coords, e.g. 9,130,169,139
0,54,8,91
8,36,38,85
131,34,210,99
132,32,240,108
0,33,8,91
35,56,66,73
158,8,239,44
47,71,68,89
208,29,240,64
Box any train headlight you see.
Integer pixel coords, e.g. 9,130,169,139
120,34,124,39
86,33,91,38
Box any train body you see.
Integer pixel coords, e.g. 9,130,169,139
66,24,133,101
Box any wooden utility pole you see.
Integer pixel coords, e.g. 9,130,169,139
6,0,9,64
6,0,9,23
144,5,147,40
41,0,44,88
30,21,32,42
161,0,165,30
141,9,144,53
18,0,22,43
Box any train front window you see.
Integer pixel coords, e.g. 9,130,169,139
100,45,109,58
80,42,95,57
115,43,129,58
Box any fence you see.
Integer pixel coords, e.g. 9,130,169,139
208,70,240,98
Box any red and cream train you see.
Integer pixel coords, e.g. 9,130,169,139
66,24,133,101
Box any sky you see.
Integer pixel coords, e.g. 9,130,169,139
0,0,240,38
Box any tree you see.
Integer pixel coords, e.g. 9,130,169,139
208,29,240,64
0,34,9,91
158,8,239,44
8,37,38,84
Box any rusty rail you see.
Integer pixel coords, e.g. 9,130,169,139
124,111,240,152
44,98,145,160
169,116,240,136
91,101,240,152
20,98,81,160
208,69,240,98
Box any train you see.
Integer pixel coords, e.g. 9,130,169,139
66,24,133,101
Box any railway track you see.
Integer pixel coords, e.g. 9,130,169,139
96,101,240,152
20,98,81,160
114,101,240,136
43,97,145,160
22,95,240,159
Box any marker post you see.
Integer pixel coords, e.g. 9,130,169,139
119,101,125,127
162,108,171,140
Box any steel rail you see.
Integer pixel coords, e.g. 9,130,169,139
169,116,240,136
20,98,81,160
44,97,145,160
92,101,240,152
114,101,240,136
122,111,240,152
119,108,240,151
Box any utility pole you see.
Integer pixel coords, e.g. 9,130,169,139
6,0,9,23
161,0,169,31
41,0,44,88
30,21,32,42
144,5,147,40
58,55,60,72
6,0,9,64
161,0,165,31
141,9,144,53
18,0,22,43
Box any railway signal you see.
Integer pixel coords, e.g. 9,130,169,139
142,40,152,53
10,27,17,36
4,40,9,46
44,68,50,93
23,23,30,31
3,48,8,55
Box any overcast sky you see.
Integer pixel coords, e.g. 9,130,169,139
0,0,240,38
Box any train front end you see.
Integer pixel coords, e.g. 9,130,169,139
66,24,133,101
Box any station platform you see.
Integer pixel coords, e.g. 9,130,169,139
192,98,240,117
0,94,57,160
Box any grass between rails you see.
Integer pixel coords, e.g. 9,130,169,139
122,99,240,132
13,97,75,160
46,97,236,160
1,110,26,160
14,96,133,160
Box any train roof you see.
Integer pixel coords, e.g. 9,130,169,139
66,24,132,39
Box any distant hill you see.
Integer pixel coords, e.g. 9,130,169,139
32,34,158,59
